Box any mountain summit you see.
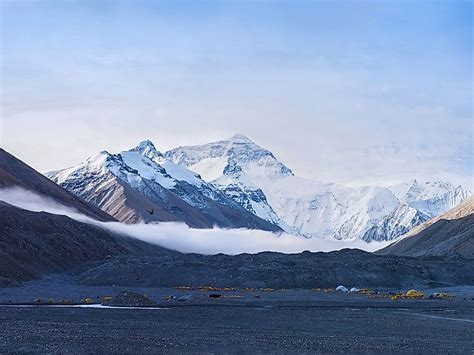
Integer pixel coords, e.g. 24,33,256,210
165,134,294,179
228,133,253,142
130,139,163,161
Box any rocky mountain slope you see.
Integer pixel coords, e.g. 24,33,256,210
378,197,474,257
0,149,115,222
0,202,173,286
77,249,474,289
165,134,471,241
47,141,280,231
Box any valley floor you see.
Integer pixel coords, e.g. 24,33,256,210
1,301,473,353
1,277,473,353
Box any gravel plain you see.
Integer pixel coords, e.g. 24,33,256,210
1,302,473,353
1,277,473,354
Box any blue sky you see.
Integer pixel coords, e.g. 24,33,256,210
1,0,472,187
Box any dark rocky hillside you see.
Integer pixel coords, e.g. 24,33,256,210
0,202,173,286
76,249,474,290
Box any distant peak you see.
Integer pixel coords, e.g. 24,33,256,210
228,133,253,142
132,139,160,153
135,139,157,150
130,139,163,160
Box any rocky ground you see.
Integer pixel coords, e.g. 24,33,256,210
1,275,473,353
1,296,473,353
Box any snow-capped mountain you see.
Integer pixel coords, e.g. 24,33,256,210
361,204,431,242
47,140,281,231
165,134,292,231
165,134,472,241
389,180,470,217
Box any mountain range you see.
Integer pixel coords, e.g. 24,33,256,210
47,134,471,242
1,147,472,288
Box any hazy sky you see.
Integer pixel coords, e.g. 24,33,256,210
1,0,472,187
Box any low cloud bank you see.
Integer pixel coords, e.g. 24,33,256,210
1,187,391,255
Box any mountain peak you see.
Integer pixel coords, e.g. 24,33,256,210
130,139,163,159
228,133,253,143
134,139,157,151
165,134,294,178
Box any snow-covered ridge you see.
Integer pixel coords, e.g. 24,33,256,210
164,134,472,242
50,142,203,192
